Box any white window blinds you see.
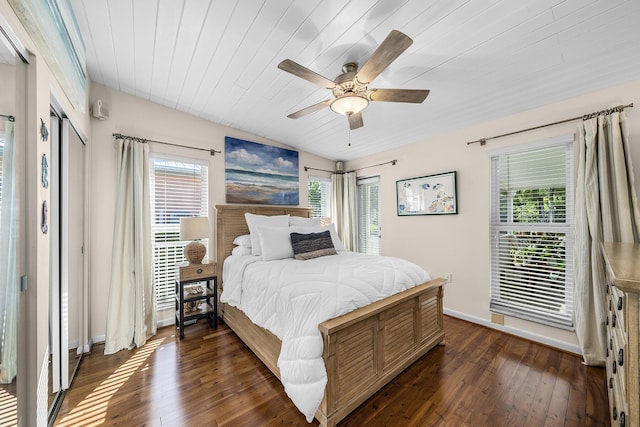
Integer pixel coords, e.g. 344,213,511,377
150,156,209,309
308,176,331,219
358,176,380,255
489,136,574,329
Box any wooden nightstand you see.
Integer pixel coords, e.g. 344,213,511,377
175,262,217,339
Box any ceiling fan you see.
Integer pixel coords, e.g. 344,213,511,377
278,30,430,130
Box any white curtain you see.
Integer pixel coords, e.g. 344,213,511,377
330,171,358,251
105,137,156,355
574,111,640,365
0,120,18,383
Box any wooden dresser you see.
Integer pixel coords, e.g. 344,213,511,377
602,242,640,427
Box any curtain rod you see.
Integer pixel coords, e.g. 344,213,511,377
304,159,397,174
113,133,222,156
1,114,15,122
467,103,634,146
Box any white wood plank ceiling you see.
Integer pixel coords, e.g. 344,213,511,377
70,0,640,161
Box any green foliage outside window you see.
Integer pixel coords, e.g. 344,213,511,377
308,180,321,217
511,188,566,223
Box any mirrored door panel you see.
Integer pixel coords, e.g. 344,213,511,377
0,29,22,427
49,113,61,415
48,115,86,423
61,119,85,388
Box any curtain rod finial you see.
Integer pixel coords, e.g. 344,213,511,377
391,160,397,165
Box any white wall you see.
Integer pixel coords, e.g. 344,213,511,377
1,2,91,424
346,80,640,353
0,63,14,112
88,82,335,341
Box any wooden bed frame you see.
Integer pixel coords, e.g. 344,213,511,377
215,204,445,427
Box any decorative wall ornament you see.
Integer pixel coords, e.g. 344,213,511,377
41,153,49,188
396,171,458,215
224,136,299,205
41,200,48,234
40,118,48,142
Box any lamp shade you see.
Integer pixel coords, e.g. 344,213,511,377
180,217,210,264
330,95,369,115
180,217,209,241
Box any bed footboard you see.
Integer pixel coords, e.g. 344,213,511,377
220,277,445,427
317,278,445,427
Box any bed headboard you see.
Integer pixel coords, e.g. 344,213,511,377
214,204,311,281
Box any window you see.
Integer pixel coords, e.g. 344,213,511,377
358,176,380,255
489,136,574,329
150,156,209,309
308,176,331,219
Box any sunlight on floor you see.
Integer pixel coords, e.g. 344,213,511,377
0,385,17,427
55,337,166,427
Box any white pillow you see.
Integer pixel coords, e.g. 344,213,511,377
289,216,322,227
259,225,333,261
231,246,252,256
245,213,290,255
233,234,252,248
323,223,347,252
256,223,346,260
258,226,296,261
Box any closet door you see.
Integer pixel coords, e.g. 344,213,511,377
0,21,27,426
49,111,88,423
49,114,61,404
61,119,85,389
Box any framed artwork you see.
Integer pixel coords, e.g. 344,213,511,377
225,136,299,205
396,171,458,215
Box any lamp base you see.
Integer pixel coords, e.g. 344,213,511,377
184,241,206,264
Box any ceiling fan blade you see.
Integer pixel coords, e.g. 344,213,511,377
369,88,430,103
287,99,333,119
278,59,336,89
348,112,364,130
356,30,413,84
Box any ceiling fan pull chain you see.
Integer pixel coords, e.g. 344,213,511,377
348,125,351,146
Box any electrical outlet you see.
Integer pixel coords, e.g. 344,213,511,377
444,273,452,284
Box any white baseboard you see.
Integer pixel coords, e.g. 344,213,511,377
157,317,175,328
91,334,105,345
91,318,175,346
92,310,580,355
443,308,582,356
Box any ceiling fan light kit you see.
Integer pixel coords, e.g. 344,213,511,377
278,30,429,131
330,95,369,115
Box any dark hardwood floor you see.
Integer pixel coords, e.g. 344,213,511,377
53,316,609,426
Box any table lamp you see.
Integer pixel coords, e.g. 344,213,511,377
180,217,209,264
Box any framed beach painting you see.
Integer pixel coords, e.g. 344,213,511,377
225,137,299,205
396,171,458,215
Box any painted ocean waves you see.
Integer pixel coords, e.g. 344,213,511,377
225,168,299,204
225,137,299,205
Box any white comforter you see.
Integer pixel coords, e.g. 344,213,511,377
221,252,430,422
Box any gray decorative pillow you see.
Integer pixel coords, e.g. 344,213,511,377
290,230,337,260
